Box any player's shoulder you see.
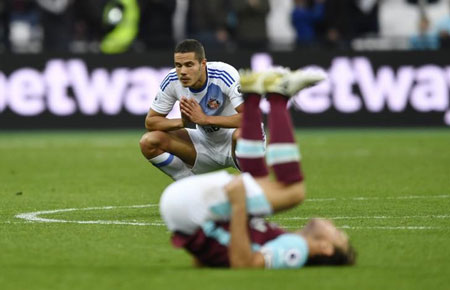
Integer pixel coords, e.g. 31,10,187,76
206,61,239,76
260,233,309,269
159,68,179,92
206,61,239,88
261,233,308,255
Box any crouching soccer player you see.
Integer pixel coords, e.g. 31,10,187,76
159,68,356,268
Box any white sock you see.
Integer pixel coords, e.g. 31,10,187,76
149,152,194,180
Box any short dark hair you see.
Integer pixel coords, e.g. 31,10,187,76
306,243,357,266
174,39,206,62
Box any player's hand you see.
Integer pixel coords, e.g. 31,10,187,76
179,98,191,127
180,97,209,126
224,176,246,206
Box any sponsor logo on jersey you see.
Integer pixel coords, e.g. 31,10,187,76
202,125,220,133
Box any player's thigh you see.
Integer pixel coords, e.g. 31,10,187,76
165,129,197,166
256,178,305,212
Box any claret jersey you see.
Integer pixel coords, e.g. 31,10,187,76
171,219,309,269
151,61,243,138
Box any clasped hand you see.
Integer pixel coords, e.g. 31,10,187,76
180,97,209,126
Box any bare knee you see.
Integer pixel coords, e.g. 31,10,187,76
139,131,169,158
287,182,306,206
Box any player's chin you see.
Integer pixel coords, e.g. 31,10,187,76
180,79,191,87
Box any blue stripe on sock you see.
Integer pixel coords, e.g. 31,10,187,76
153,154,174,167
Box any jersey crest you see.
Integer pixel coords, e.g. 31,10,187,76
199,84,225,116
207,98,221,110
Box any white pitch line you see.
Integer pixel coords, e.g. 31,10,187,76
307,194,450,202
13,194,450,229
6,218,448,230
15,204,163,226
275,215,450,220
0,220,33,224
339,225,445,230
280,225,447,230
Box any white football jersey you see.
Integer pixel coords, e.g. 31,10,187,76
151,61,243,139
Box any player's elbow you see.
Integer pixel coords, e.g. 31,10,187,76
230,261,249,268
230,256,252,268
229,252,264,269
145,116,156,131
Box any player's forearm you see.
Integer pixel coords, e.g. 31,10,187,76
145,116,184,131
203,113,242,128
229,203,254,268
226,178,265,268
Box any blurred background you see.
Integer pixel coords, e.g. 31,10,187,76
1,0,450,128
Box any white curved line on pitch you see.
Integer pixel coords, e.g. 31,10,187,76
15,204,163,226
14,194,450,228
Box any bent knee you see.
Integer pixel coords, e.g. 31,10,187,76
288,182,306,206
139,131,170,157
140,131,167,148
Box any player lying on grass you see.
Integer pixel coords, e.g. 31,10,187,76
159,68,356,268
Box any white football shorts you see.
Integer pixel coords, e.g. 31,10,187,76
159,170,272,235
186,128,239,174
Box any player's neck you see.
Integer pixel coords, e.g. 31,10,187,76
190,67,207,90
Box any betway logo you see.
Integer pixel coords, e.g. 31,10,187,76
0,56,449,125
295,57,450,116
0,59,177,117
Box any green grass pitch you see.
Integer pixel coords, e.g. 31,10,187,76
1,129,449,290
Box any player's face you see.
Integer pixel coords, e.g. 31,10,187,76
305,218,349,255
319,219,349,252
174,52,206,89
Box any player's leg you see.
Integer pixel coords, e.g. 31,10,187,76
257,68,326,211
139,129,196,180
235,71,269,177
230,68,326,214
264,68,326,184
265,71,303,185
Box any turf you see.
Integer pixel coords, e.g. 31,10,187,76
1,129,449,290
